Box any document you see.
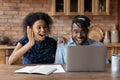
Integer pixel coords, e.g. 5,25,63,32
15,65,65,75
15,65,57,75
46,65,65,73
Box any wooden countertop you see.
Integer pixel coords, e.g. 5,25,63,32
1,43,120,49
0,64,119,80
0,45,15,49
104,43,120,47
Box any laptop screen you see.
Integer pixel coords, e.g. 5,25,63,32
65,45,107,72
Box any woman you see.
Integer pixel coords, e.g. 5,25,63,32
8,12,57,64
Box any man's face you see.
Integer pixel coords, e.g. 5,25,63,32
71,23,87,45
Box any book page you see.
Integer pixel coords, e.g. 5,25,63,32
15,65,65,75
36,65,65,73
15,66,39,73
47,65,65,73
31,66,57,75
31,65,65,74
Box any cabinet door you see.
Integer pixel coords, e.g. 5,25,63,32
81,0,95,15
0,50,5,64
95,0,110,15
51,0,110,16
66,0,81,15
51,0,67,16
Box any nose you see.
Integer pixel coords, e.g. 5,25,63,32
77,32,81,37
40,26,45,32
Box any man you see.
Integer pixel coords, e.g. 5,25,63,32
55,15,109,64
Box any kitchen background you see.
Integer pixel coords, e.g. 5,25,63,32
0,0,119,43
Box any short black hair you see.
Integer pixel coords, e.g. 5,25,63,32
22,12,53,35
71,15,91,32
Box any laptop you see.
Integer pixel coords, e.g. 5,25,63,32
65,45,107,72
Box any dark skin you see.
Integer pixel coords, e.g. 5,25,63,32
59,23,88,45
8,20,49,65
71,23,88,45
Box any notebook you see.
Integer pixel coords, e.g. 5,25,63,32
65,45,107,72
15,65,57,75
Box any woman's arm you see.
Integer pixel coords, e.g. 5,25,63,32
8,26,35,65
8,41,34,65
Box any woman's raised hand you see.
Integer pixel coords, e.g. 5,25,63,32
27,26,35,46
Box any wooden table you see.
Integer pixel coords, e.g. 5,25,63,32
0,64,119,80
0,45,15,64
104,43,120,61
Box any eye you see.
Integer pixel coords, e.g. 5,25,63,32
38,26,41,29
43,25,47,29
73,30,86,35
80,31,85,34
73,30,79,33
37,25,48,29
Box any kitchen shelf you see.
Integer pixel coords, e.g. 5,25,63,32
51,0,110,16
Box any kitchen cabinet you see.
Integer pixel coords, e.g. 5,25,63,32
0,45,21,64
94,0,110,15
66,0,81,15
51,0,67,16
104,43,120,61
0,45,15,64
51,0,110,16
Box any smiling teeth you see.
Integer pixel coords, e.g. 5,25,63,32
77,39,81,40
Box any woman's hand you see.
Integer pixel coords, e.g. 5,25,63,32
8,26,35,65
27,26,35,46
59,36,67,44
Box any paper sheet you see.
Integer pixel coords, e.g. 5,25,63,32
37,65,65,73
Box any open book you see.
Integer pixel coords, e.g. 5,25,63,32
15,65,65,75
15,65,57,75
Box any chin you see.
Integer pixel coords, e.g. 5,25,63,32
40,37,45,41
77,40,84,45
78,42,82,45
36,36,45,41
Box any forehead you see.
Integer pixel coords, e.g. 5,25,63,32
72,23,82,30
33,20,46,25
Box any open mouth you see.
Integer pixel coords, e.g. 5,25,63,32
77,38,81,41
39,34,45,37
76,37,84,41
76,38,82,42
76,37,85,44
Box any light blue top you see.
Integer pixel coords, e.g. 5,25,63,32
55,38,109,64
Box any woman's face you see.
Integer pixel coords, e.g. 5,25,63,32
71,23,87,45
32,20,48,42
